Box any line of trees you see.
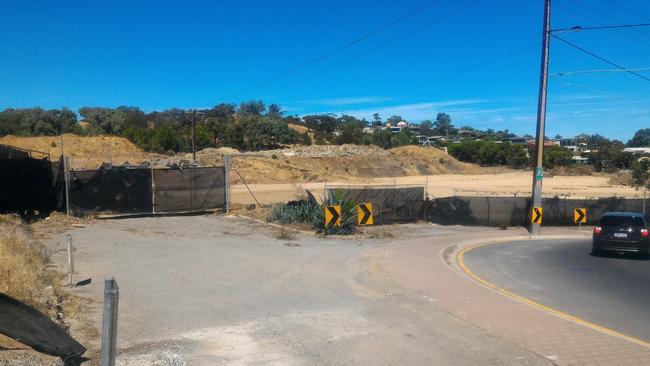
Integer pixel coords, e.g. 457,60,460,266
1,103,648,169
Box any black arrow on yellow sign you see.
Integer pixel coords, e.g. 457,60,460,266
574,208,586,224
325,205,341,227
357,202,373,226
531,207,543,224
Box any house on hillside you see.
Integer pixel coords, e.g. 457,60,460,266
386,120,420,135
623,147,650,155
553,137,587,153
502,136,528,145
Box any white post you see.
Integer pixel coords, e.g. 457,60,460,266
66,233,74,285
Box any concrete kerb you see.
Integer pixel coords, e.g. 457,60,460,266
442,233,650,350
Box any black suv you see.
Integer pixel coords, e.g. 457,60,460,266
592,212,649,256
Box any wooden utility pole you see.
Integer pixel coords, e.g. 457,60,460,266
530,0,552,235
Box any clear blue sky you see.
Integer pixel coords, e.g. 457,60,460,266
1,0,649,141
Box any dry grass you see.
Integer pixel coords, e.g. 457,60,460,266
608,170,632,186
0,215,66,320
549,165,595,176
0,133,153,170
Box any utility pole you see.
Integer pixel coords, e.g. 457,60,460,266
191,110,197,161
530,0,552,235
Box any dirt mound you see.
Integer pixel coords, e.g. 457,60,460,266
0,134,151,169
245,144,388,158
388,145,473,175
1,134,494,183
226,145,487,184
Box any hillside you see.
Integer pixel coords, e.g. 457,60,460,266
0,134,152,169
1,134,498,183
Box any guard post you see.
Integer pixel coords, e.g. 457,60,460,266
100,277,119,366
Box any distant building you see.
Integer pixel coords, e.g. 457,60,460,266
386,120,420,135
623,147,650,155
526,140,560,149
553,137,587,153
502,136,528,145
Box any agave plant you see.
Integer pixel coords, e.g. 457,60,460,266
267,200,320,225
314,189,357,235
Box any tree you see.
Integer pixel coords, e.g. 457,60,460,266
209,103,236,119
238,100,266,115
628,128,650,147
267,104,284,118
336,122,364,145
386,115,403,126
372,113,382,127
150,126,183,152
371,128,392,149
631,159,650,214
391,128,417,146
433,112,454,136
543,147,573,169
420,120,434,136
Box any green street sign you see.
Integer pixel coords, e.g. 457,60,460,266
535,167,543,180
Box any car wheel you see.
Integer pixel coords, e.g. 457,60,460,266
592,245,602,256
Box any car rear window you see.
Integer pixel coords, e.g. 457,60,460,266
599,216,645,227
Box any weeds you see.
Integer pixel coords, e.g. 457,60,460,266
0,216,64,320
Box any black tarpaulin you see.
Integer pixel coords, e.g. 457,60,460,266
153,167,226,212
0,293,86,361
68,168,153,215
0,157,57,213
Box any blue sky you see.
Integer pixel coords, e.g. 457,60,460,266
1,0,649,141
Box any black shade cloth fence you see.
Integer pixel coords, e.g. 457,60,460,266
0,154,57,213
153,167,226,212
326,186,425,224
68,168,153,215
67,166,227,215
425,196,648,226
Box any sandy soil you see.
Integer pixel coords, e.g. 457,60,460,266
0,134,154,169
230,172,643,205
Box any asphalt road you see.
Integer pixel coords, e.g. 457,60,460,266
464,238,650,342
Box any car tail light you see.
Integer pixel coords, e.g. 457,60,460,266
642,229,649,238
594,226,602,235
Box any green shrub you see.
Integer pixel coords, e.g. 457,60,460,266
267,200,320,225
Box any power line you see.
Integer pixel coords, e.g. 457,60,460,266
566,0,650,41
601,0,650,23
552,67,650,77
555,1,650,48
238,0,445,96
551,34,650,82
552,23,650,32
264,0,482,96
310,39,540,118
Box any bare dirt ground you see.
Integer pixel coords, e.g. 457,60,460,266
231,171,643,205
0,134,154,169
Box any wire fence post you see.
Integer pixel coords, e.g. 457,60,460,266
224,155,231,214
63,156,71,216
66,233,74,286
100,277,119,366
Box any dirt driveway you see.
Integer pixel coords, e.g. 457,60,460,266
52,215,551,366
